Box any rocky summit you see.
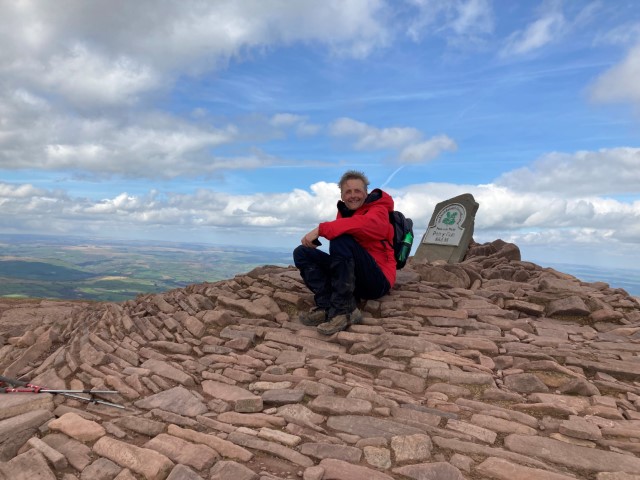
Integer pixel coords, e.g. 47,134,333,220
1,239,640,480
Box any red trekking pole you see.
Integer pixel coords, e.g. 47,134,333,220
0,374,125,409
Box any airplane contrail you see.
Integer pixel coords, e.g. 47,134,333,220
381,165,405,188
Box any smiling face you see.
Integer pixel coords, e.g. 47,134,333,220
340,178,367,211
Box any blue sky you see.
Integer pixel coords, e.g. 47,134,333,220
1,0,639,271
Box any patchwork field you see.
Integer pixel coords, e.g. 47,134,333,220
0,234,291,302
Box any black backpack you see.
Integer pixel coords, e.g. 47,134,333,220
389,211,414,269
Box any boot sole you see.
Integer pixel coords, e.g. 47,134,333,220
317,317,348,335
300,317,326,326
318,309,361,335
299,311,327,326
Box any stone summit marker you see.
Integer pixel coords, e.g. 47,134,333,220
414,193,479,264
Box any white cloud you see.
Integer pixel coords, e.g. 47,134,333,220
399,136,457,164
296,123,322,136
0,1,391,179
501,11,566,57
496,147,640,196
406,0,494,43
0,183,46,198
0,0,389,109
1,167,639,269
329,118,369,137
330,118,422,149
0,103,250,178
85,193,143,214
595,22,640,47
330,117,456,164
499,2,604,58
590,43,640,106
472,188,637,232
40,45,160,108
450,0,494,36
270,113,321,137
0,179,339,237
270,113,306,127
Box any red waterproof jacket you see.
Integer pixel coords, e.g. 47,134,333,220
318,188,396,288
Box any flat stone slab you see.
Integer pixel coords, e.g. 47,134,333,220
217,411,286,428
144,433,218,470
81,457,121,480
319,458,395,480
133,386,207,417
527,393,590,412
168,424,253,462
258,427,301,447
470,414,537,436
202,380,263,412
262,389,305,405
348,386,398,408
0,409,55,460
546,296,590,317
326,415,426,439
227,431,313,467
276,404,326,433
432,436,551,470
0,393,54,421
392,461,465,480
363,446,392,470
275,350,307,367
337,353,405,371
48,412,106,442
426,334,499,355
42,433,92,471
504,373,550,393
391,434,432,462
390,406,442,427
559,417,602,441
476,457,578,480
141,359,195,386
264,331,346,353
93,436,174,480
166,464,204,480
26,436,68,470
309,395,372,415
114,416,166,437
379,369,426,393
210,460,258,480
300,442,362,463
566,357,640,380
446,419,497,444
0,449,56,480
505,434,640,473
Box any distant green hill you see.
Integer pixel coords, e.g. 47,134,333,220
0,234,291,302
0,260,95,281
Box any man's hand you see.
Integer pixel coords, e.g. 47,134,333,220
301,227,320,248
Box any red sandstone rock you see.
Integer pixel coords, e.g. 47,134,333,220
1,240,639,480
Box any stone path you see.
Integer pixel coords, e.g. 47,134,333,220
0,239,639,480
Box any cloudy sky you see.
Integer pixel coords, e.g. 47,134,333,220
1,0,639,272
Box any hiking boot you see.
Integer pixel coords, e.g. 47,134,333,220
349,307,363,325
317,308,362,335
299,308,328,326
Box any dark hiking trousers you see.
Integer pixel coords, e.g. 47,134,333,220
293,234,390,318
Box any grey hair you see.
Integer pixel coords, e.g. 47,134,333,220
338,170,369,191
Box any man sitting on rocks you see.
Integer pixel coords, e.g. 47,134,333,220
293,170,396,335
